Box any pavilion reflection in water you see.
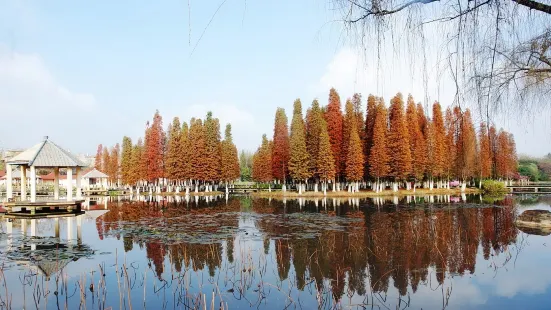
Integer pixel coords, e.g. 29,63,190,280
3,214,94,280
93,195,518,302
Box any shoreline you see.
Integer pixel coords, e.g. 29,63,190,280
250,187,481,199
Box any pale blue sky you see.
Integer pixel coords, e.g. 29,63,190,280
0,0,549,156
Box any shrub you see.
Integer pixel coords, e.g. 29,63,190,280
481,180,508,194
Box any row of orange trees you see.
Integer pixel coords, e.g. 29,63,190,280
95,110,240,190
252,88,517,192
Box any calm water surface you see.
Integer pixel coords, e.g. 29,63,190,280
1,194,551,310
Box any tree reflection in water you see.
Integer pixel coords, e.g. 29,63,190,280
90,195,518,309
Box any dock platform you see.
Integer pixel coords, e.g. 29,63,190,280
3,199,84,216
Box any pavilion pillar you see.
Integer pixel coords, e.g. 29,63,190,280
6,164,13,199
66,168,73,201
76,167,82,199
20,165,27,201
54,167,60,200
30,166,37,202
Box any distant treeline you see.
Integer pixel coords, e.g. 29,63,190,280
95,110,240,190
252,88,517,192
518,154,551,181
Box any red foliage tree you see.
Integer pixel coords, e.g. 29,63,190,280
325,88,344,178
406,95,427,182
479,123,492,179
364,94,377,179
94,144,103,170
387,93,412,182
145,110,165,183
370,99,390,181
431,102,446,179
272,108,290,182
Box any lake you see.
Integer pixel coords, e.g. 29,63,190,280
1,194,550,309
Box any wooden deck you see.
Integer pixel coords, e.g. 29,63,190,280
3,199,84,216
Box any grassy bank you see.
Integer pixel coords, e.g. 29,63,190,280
251,187,480,199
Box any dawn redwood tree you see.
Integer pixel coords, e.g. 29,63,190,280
325,88,344,179
129,138,144,185
345,118,365,192
478,123,492,180
370,99,390,191
102,146,110,176
364,94,377,179
204,112,222,190
94,144,103,170
444,107,457,184
387,93,412,190
507,133,518,180
189,118,207,191
252,134,273,185
177,122,192,183
317,118,336,193
431,102,447,185
342,99,355,176
457,109,477,185
306,99,323,180
120,136,133,185
145,111,165,184
496,129,517,180
406,95,427,188
272,108,290,187
220,124,240,186
165,117,182,182
109,144,120,186
489,125,498,178
352,93,365,143
288,99,311,193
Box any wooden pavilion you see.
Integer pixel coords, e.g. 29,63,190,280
4,136,86,214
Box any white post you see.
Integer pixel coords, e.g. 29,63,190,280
54,167,60,200
54,218,60,238
30,219,36,236
66,168,73,201
67,217,73,241
6,164,13,199
76,167,82,199
77,215,82,243
30,219,37,251
6,219,12,248
21,219,27,235
20,165,27,201
30,166,37,202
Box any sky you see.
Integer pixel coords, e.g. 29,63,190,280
0,0,549,157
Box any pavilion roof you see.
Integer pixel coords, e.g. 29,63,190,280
83,168,109,179
6,137,86,168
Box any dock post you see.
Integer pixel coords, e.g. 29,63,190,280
55,218,60,238
21,219,27,235
67,217,73,242
6,219,12,248
30,219,37,251
77,215,82,245
535,187,539,193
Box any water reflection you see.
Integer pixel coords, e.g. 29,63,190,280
0,194,549,309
